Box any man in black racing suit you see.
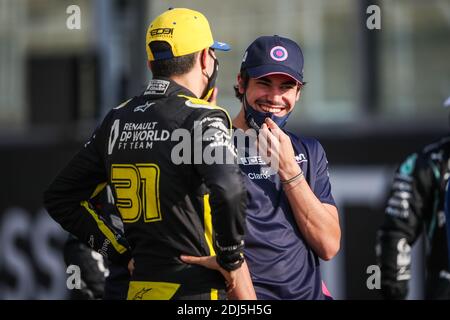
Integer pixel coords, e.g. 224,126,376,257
377,131,450,299
44,8,251,300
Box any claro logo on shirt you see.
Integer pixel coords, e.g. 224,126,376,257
242,154,307,180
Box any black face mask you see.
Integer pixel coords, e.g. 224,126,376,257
201,51,218,101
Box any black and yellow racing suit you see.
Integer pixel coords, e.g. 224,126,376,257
44,78,247,300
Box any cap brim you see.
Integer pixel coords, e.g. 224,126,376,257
211,41,231,51
247,64,303,83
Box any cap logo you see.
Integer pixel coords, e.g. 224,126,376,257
242,51,248,62
150,28,174,37
270,46,288,61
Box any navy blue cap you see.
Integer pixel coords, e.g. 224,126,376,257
241,35,304,83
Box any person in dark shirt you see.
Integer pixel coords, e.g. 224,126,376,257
377,96,450,300
182,35,341,300
445,179,450,271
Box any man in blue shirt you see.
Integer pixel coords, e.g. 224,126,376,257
182,35,341,299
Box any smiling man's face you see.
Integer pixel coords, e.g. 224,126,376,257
241,73,301,116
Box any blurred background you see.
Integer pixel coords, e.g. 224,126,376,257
0,0,449,299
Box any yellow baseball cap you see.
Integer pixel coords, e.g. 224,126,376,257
146,8,230,61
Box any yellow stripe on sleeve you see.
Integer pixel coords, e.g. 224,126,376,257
203,194,216,256
81,200,127,254
90,182,107,199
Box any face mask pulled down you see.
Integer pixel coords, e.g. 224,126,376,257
243,94,291,132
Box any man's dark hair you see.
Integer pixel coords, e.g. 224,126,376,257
149,41,198,77
233,69,305,102
233,69,250,102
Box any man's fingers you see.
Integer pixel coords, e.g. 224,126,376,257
264,118,285,158
266,132,280,157
259,122,281,160
128,258,135,276
180,255,205,265
258,133,270,159
226,279,237,293
258,132,269,149
260,122,275,140
265,117,277,127
180,255,219,271
258,124,270,149
265,117,280,131
266,118,281,139
222,271,237,293
182,255,239,293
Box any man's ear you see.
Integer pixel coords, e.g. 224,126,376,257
200,48,209,70
237,74,245,94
